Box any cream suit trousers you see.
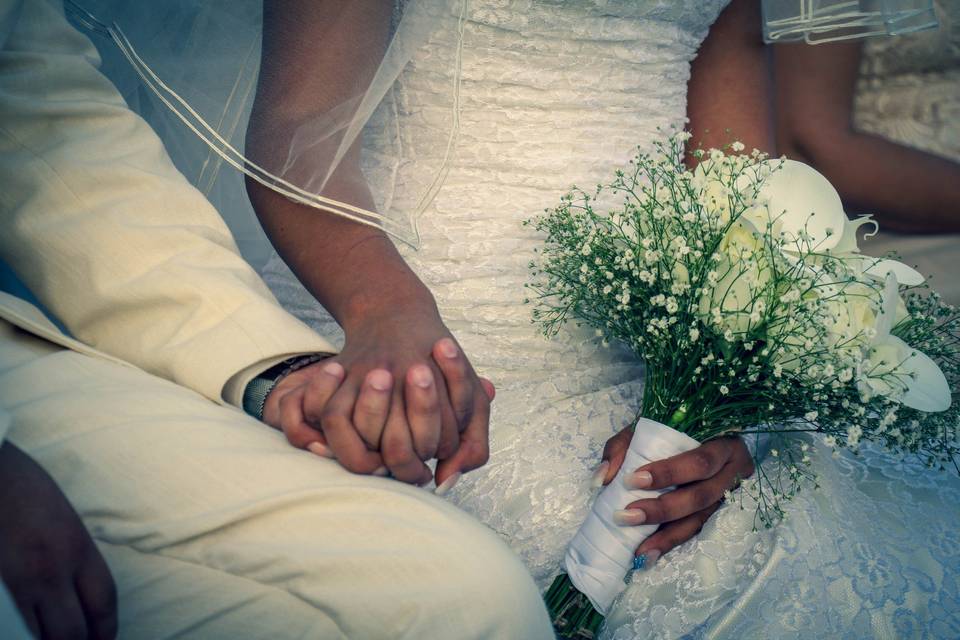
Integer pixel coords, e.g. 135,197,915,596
0,0,552,636
0,317,552,639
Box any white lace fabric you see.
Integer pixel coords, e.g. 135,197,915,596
606,438,960,639
262,1,960,637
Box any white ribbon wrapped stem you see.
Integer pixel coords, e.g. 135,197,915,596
563,417,700,614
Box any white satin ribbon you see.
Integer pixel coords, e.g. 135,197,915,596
564,418,700,614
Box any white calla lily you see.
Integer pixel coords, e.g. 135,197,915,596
861,257,925,287
874,273,900,340
859,334,952,411
757,161,924,287
698,220,771,335
859,274,951,411
857,337,911,402
897,336,953,411
757,160,847,251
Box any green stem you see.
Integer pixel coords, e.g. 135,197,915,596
545,573,605,639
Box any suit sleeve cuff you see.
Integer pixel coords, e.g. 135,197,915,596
222,352,333,409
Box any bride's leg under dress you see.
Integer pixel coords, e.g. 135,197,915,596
0,322,552,639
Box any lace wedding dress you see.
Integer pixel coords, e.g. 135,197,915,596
265,0,724,586
260,1,960,636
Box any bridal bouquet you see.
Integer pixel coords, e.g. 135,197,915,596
527,133,959,639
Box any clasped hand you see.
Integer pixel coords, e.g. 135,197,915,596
261,312,493,487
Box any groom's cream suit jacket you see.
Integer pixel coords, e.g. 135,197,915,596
0,1,553,638
0,0,333,405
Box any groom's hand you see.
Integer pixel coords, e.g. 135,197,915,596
599,430,754,564
262,314,493,487
0,443,118,640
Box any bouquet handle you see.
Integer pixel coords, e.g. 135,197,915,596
564,418,700,614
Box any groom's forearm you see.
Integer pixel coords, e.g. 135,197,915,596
0,0,334,404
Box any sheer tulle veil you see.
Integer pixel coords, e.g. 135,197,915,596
65,0,466,249
64,0,937,253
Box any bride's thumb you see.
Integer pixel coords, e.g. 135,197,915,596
595,430,631,487
590,460,611,489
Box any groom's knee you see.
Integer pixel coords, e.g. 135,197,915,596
268,482,554,639
391,504,553,639
451,546,554,639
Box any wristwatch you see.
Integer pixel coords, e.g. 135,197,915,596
242,354,326,420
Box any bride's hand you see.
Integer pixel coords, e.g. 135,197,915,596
263,313,494,487
599,429,754,565
325,313,495,488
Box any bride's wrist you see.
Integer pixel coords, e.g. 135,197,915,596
338,283,441,336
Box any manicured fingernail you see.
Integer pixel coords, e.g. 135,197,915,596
411,366,433,388
591,461,610,489
321,361,345,379
368,369,391,391
613,509,647,526
434,472,461,496
307,442,336,459
439,338,458,359
372,466,389,477
634,549,660,571
624,470,653,490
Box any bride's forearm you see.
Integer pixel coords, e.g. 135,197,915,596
774,41,960,234
686,0,775,161
245,0,438,333
781,130,960,234
247,173,439,336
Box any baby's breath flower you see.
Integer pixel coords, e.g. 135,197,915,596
846,425,863,448
528,135,959,532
